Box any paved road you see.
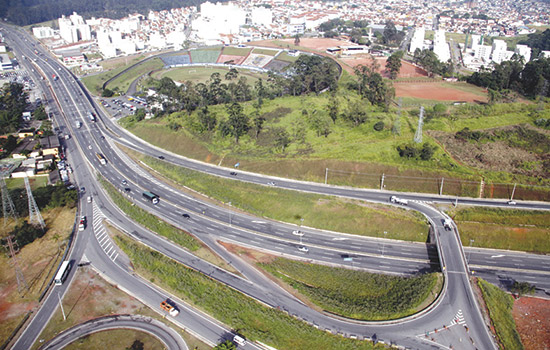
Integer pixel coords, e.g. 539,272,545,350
40,314,187,350
4,23,549,350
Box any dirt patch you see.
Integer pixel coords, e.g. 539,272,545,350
429,126,548,178
217,54,247,65
339,56,428,78
394,82,486,102
220,242,277,265
513,296,550,350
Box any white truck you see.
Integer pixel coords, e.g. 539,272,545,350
443,219,453,230
160,300,179,316
390,196,408,205
76,121,82,129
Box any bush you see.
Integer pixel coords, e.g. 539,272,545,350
102,88,115,97
1,221,46,248
373,121,385,131
397,143,435,161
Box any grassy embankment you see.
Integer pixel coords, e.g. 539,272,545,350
477,279,523,350
63,329,162,350
124,148,429,242
99,176,238,272
258,257,442,320
121,95,545,197
115,234,386,350
449,207,550,253
104,58,164,94
0,207,75,347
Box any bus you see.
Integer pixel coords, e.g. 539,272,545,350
142,191,160,204
96,153,107,165
54,261,71,285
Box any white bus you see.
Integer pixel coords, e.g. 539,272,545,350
54,261,71,286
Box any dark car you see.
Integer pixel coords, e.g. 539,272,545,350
182,213,191,219
230,172,237,176
124,187,131,192
158,155,165,160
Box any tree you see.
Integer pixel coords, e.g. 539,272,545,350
294,34,301,46
342,100,368,126
287,55,339,95
102,88,114,97
225,68,239,81
197,106,217,132
373,121,385,131
222,103,250,144
33,105,48,120
273,127,291,152
327,94,339,124
511,281,535,298
385,51,403,79
252,112,265,139
354,64,395,108
127,340,144,350
214,340,236,350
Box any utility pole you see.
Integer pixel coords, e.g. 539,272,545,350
4,236,28,294
324,168,328,185
510,183,517,201
380,173,385,190
439,178,444,196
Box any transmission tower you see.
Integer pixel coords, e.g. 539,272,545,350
24,177,45,230
3,235,29,293
392,98,402,136
414,106,424,143
1,177,18,227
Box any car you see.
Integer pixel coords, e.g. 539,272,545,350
160,300,179,317
158,155,165,160
267,181,275,186
507,200,517,205
124,187,131,192
230,172,238,176
122,179,127,185
292,230,304,236
341,254,353,261
80,187,85,193
182,213,191,219
298,246,309,253
87,196,92,203
233,335,246,346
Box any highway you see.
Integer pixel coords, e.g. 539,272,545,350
40,315,187,350
2,23,549,350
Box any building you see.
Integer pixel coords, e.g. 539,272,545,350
58,12,92,44
32,26,55,39
0,43,7,53
491,39,507,64
474,45,492,62
514,44,531,63
0,54,12,71
409,26,425,53
251,7,273,27
61,51,87,66
39,136,60,158
433,29,450,62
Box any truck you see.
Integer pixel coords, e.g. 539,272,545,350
443,219,453,231
88,112,96,122
76,121,82,129
390,196,408,205
143,191,160,204
78,216,86,231
160,300,179,316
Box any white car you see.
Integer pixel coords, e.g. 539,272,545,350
507,200,517,205
267,181,276,186
87,196,92,203
298,246,309,252
292,230,304,236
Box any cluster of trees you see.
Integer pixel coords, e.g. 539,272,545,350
413,49,454,77
148,56,339,116
518,29,550,59
397,143,436,161
319,19,404,47
466,57,550,99
1,0,203,26
352,62,395,108
385,51,404,79
0,83,28,134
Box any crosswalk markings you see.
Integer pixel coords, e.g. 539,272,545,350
449,309,466,326
92,202,119,262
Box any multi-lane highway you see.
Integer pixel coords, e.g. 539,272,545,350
3,22,549,350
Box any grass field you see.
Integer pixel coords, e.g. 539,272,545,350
449,207,550,253
0,207,75,348
124,148,430,242
63,329,163,350
105,58,164,94
116,235,384,350
252,48,280,56
275,51,299,63
477,279,523,350
154,66,269,84
259,257,442,320
5,176,48,190
81,65,127,95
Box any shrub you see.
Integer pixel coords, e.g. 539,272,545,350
373,121,385,131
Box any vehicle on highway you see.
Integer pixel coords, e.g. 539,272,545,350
292,230,304,236
390,195,408,205
230,172,238,176
298,246,309,252
443,218,453,230
88,112,96,122
124,187,131,192
87,196,92,203
54,260,71,285
78,216,86,231
182,213,191,219
341,254,353,261
507,200,517,205
233,335,246,346
122,179,127,185
80,187,85,193
267,181,276,186
158,155,165,160
143,191,160,204
96,153,107,165
160,300,179,316
76,121,82,129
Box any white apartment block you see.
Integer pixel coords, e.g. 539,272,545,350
514,44,531,62
470,34,482,50
32,26,55,39
433,29,450,62
409,26,425,53
251,7,272,27
58,12,92,44
475,45,492,62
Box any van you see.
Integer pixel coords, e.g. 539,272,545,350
233,335,246,346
